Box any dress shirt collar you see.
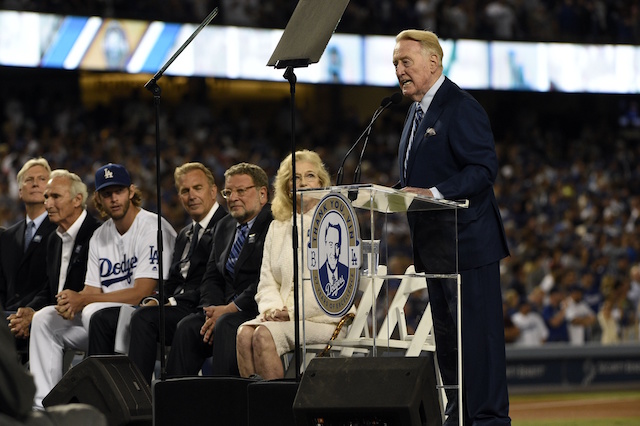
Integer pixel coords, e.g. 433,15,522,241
56,209,87,241
419,73,445,113
27,210,48,230
193,201,219,231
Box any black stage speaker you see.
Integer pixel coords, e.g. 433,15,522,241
43,355,152,426
247,379,299,426
293,357,441,426
152,376,255,426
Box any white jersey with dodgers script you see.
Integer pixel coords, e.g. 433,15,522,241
85,208,176,292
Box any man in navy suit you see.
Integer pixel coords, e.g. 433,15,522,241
7,170,100,345
2,158,56,358
318,222,349,298
393,30,510,425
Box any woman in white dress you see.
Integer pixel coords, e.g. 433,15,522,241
236,150,346,379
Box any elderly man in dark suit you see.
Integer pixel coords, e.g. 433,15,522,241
2,158,57,358
7,170,100,344
393,30,511,425
86,162,227,383
166,162,273,378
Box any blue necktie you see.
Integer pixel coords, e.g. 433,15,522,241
24,221,36,252
225,223,248,277
404,103,423,179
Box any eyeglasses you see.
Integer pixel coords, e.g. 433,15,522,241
221,185,255,199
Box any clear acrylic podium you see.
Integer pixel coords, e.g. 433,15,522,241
297,183,468,422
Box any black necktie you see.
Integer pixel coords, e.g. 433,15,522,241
186,223,201,261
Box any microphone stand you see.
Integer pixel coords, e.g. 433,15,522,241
352,120,375,185
283,65,303,381
350,93,403,186
143,7,218,382
336,105,385,186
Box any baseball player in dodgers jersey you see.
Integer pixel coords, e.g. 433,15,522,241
29,163,176,408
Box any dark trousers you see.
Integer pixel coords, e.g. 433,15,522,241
87,307,120,356
165,312,212,377
210,310,256,376
427,262,510,426
165,310,256,378
128,304,195,383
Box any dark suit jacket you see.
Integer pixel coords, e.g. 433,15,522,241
165,206,228,309
0,216,56,311
199,204,273,314
398,77,509,272
318,260,350,297
28,212,101,311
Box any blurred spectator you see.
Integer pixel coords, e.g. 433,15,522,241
610,278,638,341
483,0,519,39
565,285,596,345
542,286,569,343
510,298,548,346
628,264,640,310
527,286,545,313
503,301,520,344
597,297,620,345
503,288,521,318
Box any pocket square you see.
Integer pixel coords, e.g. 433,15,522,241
425,127,436,137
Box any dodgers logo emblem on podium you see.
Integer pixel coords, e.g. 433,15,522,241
308,192,360,317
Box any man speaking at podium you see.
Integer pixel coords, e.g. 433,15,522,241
393,30,511,426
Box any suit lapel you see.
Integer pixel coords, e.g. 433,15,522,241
18,220,27,253
171,228,190,276
21,218,51,264
68,215,95,269
231,206,270,279
220,218,237,273
405,78,451,180
185,207,226,280
50,235,63,295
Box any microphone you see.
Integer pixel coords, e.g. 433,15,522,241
353,92,403,185
336,93,403,186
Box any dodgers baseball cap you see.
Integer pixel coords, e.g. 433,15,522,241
95,163,131,191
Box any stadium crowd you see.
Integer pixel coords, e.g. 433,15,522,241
1,74,639,346
1,0,639,359
1,0,639,44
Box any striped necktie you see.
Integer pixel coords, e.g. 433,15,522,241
404,103,423,179
225,223,248,277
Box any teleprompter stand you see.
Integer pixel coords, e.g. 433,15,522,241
267,0,350,381
143,7,218,382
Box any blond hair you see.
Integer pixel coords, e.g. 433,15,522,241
271,150,330,221
396,29,443,69
17,157,51,186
